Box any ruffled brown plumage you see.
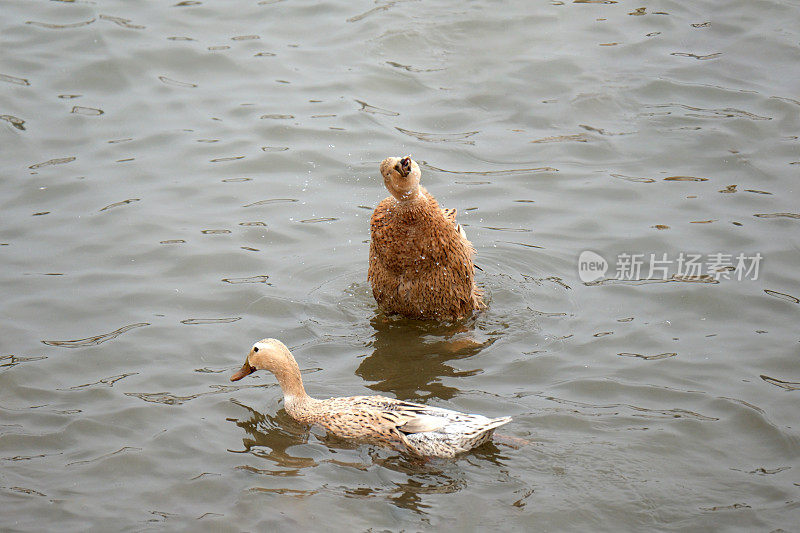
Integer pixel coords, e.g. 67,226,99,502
368,156,484,320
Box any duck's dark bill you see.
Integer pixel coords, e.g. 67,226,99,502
230,362,255,381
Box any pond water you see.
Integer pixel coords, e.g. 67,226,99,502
2,0,799,530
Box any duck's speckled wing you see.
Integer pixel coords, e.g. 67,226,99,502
311,395,511,457
310,395,424,445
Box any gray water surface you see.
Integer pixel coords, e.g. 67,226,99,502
2,0,799,530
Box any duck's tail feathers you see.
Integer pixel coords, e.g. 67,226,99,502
483,416,512,433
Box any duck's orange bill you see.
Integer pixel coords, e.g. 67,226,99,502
230,362,255,382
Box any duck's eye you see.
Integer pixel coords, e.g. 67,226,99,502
253,346,259,352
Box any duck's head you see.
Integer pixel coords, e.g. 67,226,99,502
380,156,421,202
230,338,297,381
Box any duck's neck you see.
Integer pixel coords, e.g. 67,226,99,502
394,187,430,210
283,394,318,422
273,365,316,420
273,364,308,400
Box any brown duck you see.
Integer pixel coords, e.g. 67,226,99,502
368,156,484,320
230,338,511,458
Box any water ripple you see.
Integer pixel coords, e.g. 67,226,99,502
745,466,792,475
530,133,589,143
67,446,142,467
763,289,799,304
28,156,76,169
300,217,338,223
181,317,241,325
395,127,478,144
385,61,444,73
754,213,800,219
243,198,298,207
355,99,399,116
699,503,750,512
0,73,30,86
189,472,221,480
3,486,46,497
663,176,708,182
671,52,722,60
125,384,266,405
42,323,149,348
1,354,47,369
541,395,718,421
71,106,104,116
347,1,406,23
58,373,138,390
644,103,771,121
158,76,197,88
618,352,677,361
579,124,634,136
26,18,96,29
221,275,270,284
482,226,532,233
422,163,557,175
98,14,145,29
1,452,63,462
612,174,655,183
99,198,139,211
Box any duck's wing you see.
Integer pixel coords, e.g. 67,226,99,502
370,398,495,434
394,407,512,457
337,397,453,429
441,207,468,240
324,396,511,456
397,414,448,433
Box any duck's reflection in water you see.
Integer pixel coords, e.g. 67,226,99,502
228,398,316,474
356,314,494,401
374,445,510,514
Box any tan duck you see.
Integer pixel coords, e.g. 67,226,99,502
368,156,484,320
230,338,511,458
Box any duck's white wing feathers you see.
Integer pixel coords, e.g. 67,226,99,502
398,414,448,433
392,404,512,457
